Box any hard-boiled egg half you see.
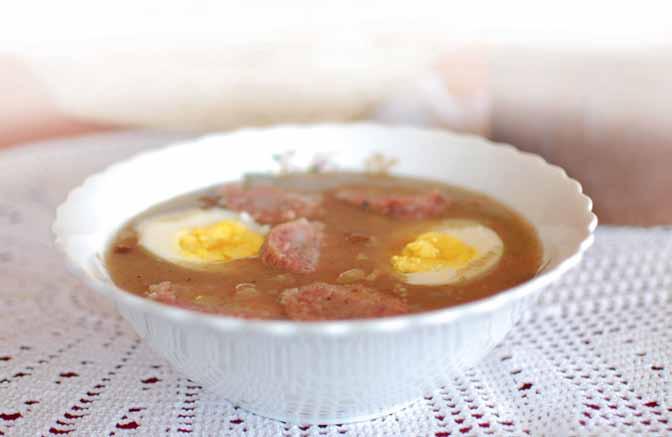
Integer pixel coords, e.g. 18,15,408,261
135,208,269,268
391,220,503,285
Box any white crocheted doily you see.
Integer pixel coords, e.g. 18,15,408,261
0,132,669,436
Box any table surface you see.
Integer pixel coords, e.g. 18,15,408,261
0,131,670,437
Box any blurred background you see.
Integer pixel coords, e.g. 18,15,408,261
1,1,671,225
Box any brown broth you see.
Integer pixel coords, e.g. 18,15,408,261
106,172,542,319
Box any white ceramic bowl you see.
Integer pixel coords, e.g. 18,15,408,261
53,124,596,424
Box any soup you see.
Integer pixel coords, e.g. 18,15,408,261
106,172,542,321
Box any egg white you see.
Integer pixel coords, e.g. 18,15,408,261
135,208,269,267
400,220,504,286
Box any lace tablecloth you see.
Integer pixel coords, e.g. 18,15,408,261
1,131,670,436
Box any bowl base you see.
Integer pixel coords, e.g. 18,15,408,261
231,397,421,425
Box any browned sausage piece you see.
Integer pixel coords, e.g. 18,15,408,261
280,282,408,321
218,183,322,224
261,219,324,274
334,187,450,219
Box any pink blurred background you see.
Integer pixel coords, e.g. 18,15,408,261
2,2,671,224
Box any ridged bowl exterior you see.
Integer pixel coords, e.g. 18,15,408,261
54,124,596,424
117,293,534,423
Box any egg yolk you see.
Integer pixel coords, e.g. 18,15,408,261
391,231,477,273
178,220,264,262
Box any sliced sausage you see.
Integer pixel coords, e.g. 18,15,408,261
146,281,281,319
261,219,324,274
280,282,408,321
217,183,322,224
334,187,450,219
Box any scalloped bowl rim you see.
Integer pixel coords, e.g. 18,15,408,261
53,123,597,336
